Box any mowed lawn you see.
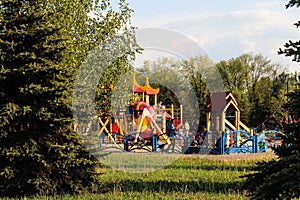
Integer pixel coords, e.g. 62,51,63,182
1,152,276,200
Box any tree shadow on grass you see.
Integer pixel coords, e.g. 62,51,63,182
98,179,243,194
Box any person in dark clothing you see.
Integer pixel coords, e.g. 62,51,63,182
200,127,208,145
166,119,176,138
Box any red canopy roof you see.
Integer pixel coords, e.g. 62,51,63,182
133,75,159,95
133,85,144,93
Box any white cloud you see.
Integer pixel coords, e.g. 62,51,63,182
131,7,299,71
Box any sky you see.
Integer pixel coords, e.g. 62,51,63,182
123,0,299,72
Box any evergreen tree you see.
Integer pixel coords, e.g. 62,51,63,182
243,1,300,199
278,1,300,62
270,2,300,158
0,0,94,196
0,0,135,197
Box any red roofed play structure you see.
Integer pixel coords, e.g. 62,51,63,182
74,73,284,155
206,92,252,134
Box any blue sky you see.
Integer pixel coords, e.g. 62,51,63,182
123,0,299,72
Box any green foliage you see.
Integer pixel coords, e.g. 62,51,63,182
136,56,211,128
243,86,300,199
286,0,300,8
0,0,134,197
278,0,300,62
286,89,300,117
132,57,202,130
180,56,210,126
274,123,300,158
243,155,300,200
216,53,286,128
95,57,134,114
243,1,300,199
216,59,246,92
138,53,287,130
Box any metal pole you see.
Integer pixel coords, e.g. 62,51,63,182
152,135,158,152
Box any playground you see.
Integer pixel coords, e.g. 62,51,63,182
74,73,287,155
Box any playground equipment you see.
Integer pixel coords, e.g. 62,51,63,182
206,92,253,134
202,92,286,154
133,74,160,105
76,77,287,155
208,130,266,154
85,74,186,153
203,92,255,154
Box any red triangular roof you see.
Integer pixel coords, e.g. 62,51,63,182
206,92,241,113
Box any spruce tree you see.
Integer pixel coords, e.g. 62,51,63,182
278,1,300,62
0,0,135,197
0,0,97,196
272,0,300,159
243,1,300,199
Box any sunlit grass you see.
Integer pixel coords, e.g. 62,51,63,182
1,153,276,200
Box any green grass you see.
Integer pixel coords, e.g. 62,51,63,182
1,154,275,200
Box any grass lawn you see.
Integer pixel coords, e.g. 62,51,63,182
1,152,276,200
